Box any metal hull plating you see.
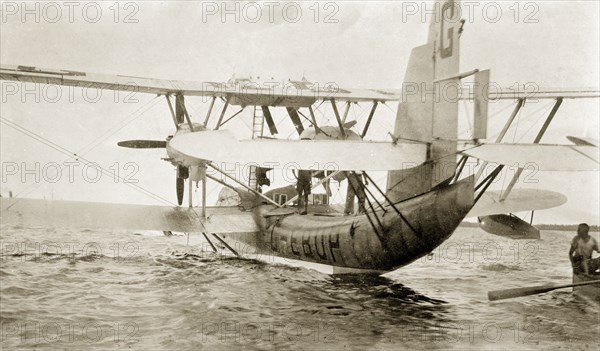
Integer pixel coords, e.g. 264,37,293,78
218,177,474,272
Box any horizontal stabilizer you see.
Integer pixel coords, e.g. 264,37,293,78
567,136,599,147
468,189,567,217
1,198,259,233
462,143,599,171
170,130,426,171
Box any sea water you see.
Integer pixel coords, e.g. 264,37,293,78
1,226,598,350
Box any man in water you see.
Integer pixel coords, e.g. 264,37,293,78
569,223,600,276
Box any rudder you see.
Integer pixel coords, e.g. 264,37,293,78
386,0,463,201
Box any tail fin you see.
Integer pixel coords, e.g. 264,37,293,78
386,0,463,201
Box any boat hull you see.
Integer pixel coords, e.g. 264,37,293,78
218,177,474,273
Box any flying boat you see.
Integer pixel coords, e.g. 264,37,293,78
2,0,599,275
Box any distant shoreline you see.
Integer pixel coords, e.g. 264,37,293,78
460,221,599,232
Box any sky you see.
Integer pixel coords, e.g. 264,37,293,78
1,0,599,224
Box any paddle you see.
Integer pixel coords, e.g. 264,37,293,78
488,280,600,301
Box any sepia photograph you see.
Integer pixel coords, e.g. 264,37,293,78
1,1,599,350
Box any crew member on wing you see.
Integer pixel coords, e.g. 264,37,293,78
345,171,367,215
569,223,600,276
295,169,312,215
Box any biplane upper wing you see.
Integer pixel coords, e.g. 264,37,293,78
4,64,598,105
468,189,567,217
0,197,259,234
461,86,600,100
0,64,400,104
169,130,426,170
461,143,599,171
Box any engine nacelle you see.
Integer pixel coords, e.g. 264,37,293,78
478,214,540,239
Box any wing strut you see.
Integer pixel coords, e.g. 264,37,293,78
207,162,282,208
330,99,346,139
176,93,195,131
363,172,419,237
165,95,180,129
202,232,218,252
286,107,304,135
204,96,217,126
261,106,278,135
211,233,239,257
188,170,193,207
475,165,505,204
298,109,331,136
342,101,351,123
346,172,385,241
474,98,525,181
200,164,207,218
452,155,469,183
359,176,387,213
361,101,379,138
218,107,246,129
308,105,319,134
214,97,230,130
500,98,563,200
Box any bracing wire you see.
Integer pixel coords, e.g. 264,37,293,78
1,116,175,206
76,95,162,156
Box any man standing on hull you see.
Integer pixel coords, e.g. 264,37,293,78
296,169,312,215
345,171,367,215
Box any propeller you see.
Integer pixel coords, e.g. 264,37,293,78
176,165,189,206
176,177,184,206
117,140,167,149
343,120,358,129
116,94,196,206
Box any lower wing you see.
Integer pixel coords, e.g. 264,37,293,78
461,143,599,171
169,130,427,171
1,198,259,234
